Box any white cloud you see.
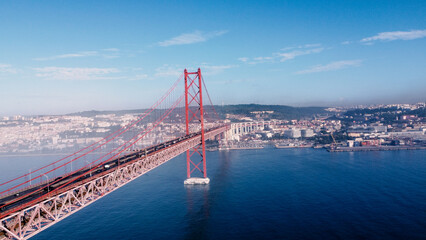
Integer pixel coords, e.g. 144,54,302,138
341,41,352,45
201,64,237,75
158,30,227,47
240,44,324,65
244,56,274,65
361,30,426,43
34,51,98,61
34,48,122,61
296,60,362,74
281,43,321,51
154,65,182,78
277,47,324,62
127,74,149,81
0,64,17,74
154,64,235,78
34,67,120,80
301,43,322,48
253,56,273,61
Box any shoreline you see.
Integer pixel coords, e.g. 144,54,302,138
275,145,312,149
219,146,264,151
329,146,426,152
1,146,426,157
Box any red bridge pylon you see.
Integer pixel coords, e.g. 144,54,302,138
184,68,209,184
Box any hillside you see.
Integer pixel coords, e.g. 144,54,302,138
214,104,327,120
67,104,327,120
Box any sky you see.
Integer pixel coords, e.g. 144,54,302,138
0,0,425,116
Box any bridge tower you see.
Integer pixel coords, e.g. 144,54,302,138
183,68,210,185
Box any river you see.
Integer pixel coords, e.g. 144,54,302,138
1,148,425,239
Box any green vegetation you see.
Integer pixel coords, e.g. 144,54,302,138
66,104,327,120
214,104,327,120
313,130,350,145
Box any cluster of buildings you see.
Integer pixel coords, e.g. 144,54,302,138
342,122,425,149
0,114,190,154
337,103,426,149
0,102,424,154
325,102,425,113
221,118,342,149
221,102,425,150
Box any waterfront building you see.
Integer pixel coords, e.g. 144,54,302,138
301,129,315,138
284,129,301,138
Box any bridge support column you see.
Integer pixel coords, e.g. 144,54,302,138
183,68,209,185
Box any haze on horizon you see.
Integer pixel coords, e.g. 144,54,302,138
0,1,425,116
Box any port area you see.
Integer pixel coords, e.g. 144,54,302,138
275,143,313,149
328,145,426,152
184,177,210,185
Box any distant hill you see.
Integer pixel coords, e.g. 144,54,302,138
214,104,327,120
66,109,149,117
67,104,327,120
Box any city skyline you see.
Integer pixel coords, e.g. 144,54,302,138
1,1,425,116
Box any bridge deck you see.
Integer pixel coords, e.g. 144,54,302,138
0,126,227,240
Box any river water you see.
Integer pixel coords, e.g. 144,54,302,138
1,148,425,239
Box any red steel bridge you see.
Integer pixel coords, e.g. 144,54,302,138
0,69,229,240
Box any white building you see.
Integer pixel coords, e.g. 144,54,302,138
284,129,301,138
301,129,315,137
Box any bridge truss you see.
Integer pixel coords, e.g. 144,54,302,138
0,127,226,240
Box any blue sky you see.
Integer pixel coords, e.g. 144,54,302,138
0,0,425,115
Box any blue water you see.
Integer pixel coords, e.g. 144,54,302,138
2,149,425,239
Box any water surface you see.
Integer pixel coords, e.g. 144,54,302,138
1,149,425,239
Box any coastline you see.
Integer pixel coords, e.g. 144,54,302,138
329,146,426,152
219,146,264,151
2,145,426,157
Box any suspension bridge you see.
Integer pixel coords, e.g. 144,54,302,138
0,69,230,240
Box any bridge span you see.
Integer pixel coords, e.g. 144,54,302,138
0,125,228,240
